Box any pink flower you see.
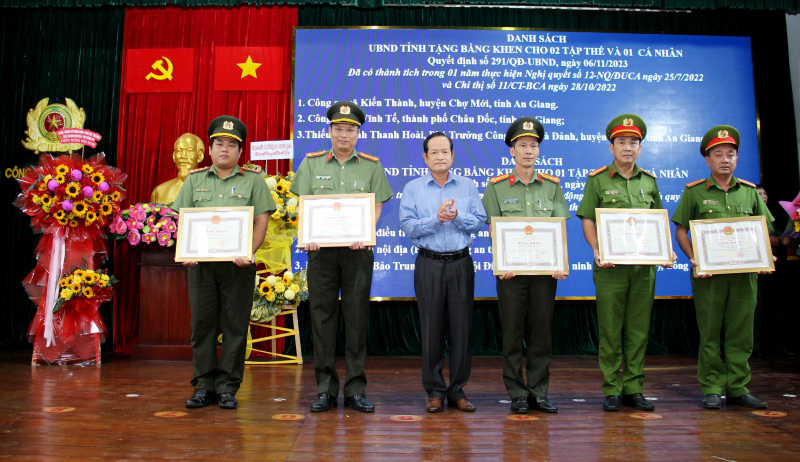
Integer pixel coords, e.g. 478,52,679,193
130,206,146,222
61,199,74,212
127,229,141,245
157,231,171,246
126,218,139,230
166,221,177,233
143,232,157,243
158,207,170,216
146,215,156,225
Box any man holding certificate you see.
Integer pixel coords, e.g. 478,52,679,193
173,116,275,410
577,114,674,412
291,101,393,413
482,117,570,415
399,132,487,413
671,125,775,410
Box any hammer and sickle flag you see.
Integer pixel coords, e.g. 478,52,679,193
125,49,194,93
214,47,283,91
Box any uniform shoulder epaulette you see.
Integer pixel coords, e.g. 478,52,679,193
242,166,261,173
588,166,608,177
641,169,657,179
358,152,380,162
738,179,756,188
489,173,511,184
305,151,327,158
538,172,561,184
685,178,706,188
189,167,209,174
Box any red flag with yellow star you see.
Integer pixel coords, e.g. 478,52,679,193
214,47,283,91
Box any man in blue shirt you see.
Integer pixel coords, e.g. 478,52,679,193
399,132,487,413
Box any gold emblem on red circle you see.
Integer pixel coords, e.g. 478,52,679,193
211,215,221,224
223,121,234,130
723,225,734,236
718,129,729,139
524,225,534,235
623,118,634,127
332,202,342,211
272,414,305,421
627,217,638,226
340,106,351,115
390,415,423,422
522,121,534,131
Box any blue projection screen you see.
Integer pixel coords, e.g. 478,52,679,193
292,28,759,298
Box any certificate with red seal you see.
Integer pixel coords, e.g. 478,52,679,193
689,216,775,275
297,194,376,248
175,206,254,262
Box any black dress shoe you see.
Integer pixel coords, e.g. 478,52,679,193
529,396,558,413
603,395,621,412
621,393,655,410
510,396,529,414
217,392,237,409
344,394,375,413
728,393,767,409
310,393,337,412
702,394,722,409
185,389,215,409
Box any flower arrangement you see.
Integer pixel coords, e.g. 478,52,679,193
264,171,299,229
251,270,308,323
14,153,126,238
110,203,179,247
55,267,118,312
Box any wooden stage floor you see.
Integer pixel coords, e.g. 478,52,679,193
1,352,799,461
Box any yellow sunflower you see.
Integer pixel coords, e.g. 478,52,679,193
72,201,88,217
91,172,105,184
288,215,298,226
59,278,70,288
258,282,273,297
70,283,82,292
275,182,286,194
99,203,114,216
37,182,48,192
97,279,107,288
110,191,121,201
85,210,98,225
55,174,66,184
81,286,95,299
54,210,66,220
81,164,94,174
91,190,103,202
39,195,53,207
55,165,70,176
68,219,79,228
65,182,81,198
74,269,85,279
57,217,69,226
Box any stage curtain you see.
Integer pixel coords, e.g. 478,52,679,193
3,0,800,12
112,5,297,354
0,7,124,350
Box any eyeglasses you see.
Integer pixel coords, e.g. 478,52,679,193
332,127,358,135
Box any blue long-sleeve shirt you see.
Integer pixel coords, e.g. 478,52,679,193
399,172,487,252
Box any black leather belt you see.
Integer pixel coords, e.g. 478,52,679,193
418,247,470,262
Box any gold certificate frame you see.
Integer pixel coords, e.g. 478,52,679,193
688,216,775,275
595,208,674,265
491,217,569,276
297,193,376,248
175,206,254,262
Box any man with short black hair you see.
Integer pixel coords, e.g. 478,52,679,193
400,132,486,413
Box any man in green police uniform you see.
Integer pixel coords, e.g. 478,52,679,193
173,116,276,410
482,117,570,415
577,114,675,412
290,101,393,413
671,125,775,410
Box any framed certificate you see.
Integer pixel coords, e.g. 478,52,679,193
175,206,254,262
689,216,775,275
596,208,674,265
491,217,569,276
297,193,376,248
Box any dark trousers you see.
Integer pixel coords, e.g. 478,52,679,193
496,275,557,399
188,262,256,395
307,247,374,397
414,252,474,401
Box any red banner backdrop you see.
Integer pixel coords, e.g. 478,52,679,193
114,6,298,354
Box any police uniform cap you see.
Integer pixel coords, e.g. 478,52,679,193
208,115,247,144
606,113,646,141
505,117,545,147
327,101,365,126
700,125,740,156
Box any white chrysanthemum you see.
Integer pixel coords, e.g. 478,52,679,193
286,197,298,207
284,290,295,300
265,275,278,287
283,271,293,280
265,177,278,190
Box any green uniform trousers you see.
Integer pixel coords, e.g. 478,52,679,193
593,263,656,396
691,273,757,397
307,247,373,397
188,262,256,395
497,275,557,399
